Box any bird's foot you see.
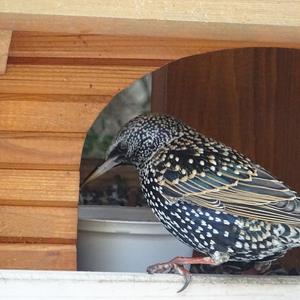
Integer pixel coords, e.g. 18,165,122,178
243,261,272,275
147,256,215,293
147,261,191,292
254,261,272,273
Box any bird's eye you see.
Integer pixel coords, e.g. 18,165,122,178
119,141,128,151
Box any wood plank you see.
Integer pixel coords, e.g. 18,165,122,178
0,94,109,132
0,1,300,44
0,132,85,170
10,32,300,61
0,206,77,243
0,30,11,74
0,64,154,96
0,243,76,270
0,169,79,207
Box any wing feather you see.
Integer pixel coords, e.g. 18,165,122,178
153,135,300,225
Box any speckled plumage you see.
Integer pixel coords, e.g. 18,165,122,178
85,113,300,269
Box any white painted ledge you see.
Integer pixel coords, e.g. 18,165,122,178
0,270,299,300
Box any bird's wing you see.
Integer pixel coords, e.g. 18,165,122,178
153,135,300,225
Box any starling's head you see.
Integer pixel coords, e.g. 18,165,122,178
81,113,186,186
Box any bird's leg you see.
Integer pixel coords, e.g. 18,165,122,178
147,256,215,293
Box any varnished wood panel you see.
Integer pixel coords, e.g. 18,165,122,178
0,206,77,243
0,94,108,132
0,243,76,270
0,64,154,96
152,48,300,192
152,47,300,268
0,132,85,170
0,169,78,207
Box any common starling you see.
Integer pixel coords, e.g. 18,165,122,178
82,114,300,292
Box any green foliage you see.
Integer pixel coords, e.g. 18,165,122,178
83,129,113,159
82,128,97,156
82,75,151,159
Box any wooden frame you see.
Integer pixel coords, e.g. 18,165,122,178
0,2,300,273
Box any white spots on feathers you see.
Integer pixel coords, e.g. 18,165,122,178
224,231,229,237
206,232,212,238
235,241,243,249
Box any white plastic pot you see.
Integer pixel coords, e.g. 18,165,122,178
77,206,193,272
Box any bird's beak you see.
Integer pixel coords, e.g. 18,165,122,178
80,156,120,188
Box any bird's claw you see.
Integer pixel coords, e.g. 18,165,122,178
176,269,192,293
147,262,192,293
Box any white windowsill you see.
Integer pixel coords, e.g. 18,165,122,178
0,270,299,299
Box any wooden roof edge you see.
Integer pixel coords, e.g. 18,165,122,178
0,1,300,43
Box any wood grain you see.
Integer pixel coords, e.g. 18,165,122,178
10,31,300,61
0,94,109,132
0,30,11,74
0,169,79,207
0,93,109,103
0,132,85,170
0,206,77,243
1,1,300,43
0,243,76,270
0,64,154,96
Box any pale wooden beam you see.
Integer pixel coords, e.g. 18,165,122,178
0,0,299,27
0,1,300,44
0,30,12,74
0,271,300,299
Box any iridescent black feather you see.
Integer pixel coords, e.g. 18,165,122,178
105,113,300,264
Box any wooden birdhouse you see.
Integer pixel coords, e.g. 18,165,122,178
0,1,300,298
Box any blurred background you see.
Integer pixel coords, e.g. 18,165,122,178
79,75,151,207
